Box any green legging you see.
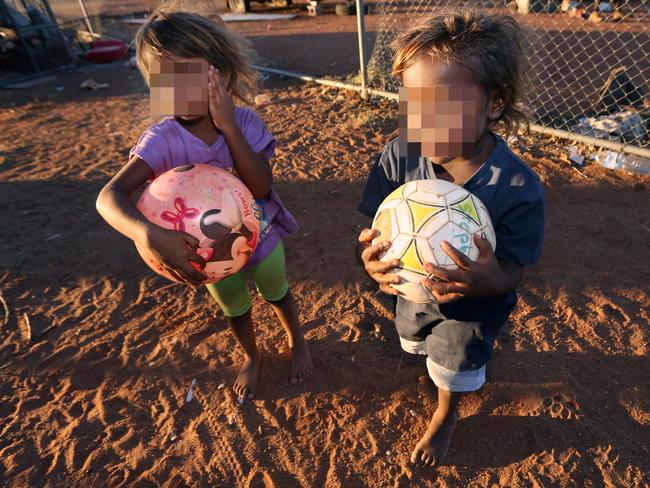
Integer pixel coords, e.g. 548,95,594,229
206,241,288,318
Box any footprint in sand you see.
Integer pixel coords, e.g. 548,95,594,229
544,395,582,420
246,470,275,488
340,313,364,342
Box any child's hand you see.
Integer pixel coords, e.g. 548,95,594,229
358,228,401,296
207,65,236,132
138,226,207,286
422,234,504,303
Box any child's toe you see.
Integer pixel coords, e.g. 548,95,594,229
410,450,420,464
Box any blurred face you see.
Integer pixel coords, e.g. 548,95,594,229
400,57,491,163
149,55,209,119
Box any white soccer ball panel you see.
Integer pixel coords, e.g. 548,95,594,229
415,235,436,267
451,209,477,235
401,181,419,198
407,190,447,207
443,187,470,204
428,221,457,269
383,233,412,262
395,199,415,234
464,234,480,262
418,210,450,240
448,221,474,257
393,268,432,304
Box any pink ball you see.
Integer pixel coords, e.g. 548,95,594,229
136,164,261,284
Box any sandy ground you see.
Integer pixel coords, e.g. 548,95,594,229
1,11,650,488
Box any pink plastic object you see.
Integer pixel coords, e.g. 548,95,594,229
89,39,126,49
83,39,128,63
136,164,261,284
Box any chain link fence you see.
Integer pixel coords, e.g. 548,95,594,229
4,0,648,151
366,0,650,150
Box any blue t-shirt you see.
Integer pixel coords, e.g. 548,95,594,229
358,133,546,325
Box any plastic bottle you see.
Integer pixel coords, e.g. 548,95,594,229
594,150,650,176
619,155,650,175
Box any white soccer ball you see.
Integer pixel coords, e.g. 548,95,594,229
371,179,496,303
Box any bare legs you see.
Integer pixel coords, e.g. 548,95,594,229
410,388,462,466
227,290,312,400
227,308,262,400
267,290,313,384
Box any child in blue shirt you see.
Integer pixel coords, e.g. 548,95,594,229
357,12,546,466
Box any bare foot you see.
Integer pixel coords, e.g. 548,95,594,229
233,353,262,401
289,336,313,384
410,409,457,466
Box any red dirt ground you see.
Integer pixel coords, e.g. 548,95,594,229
0,7,649,488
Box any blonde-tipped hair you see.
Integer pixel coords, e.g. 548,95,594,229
392,11,529,136
135,8,258,103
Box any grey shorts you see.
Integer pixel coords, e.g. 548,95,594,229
395,294,516,392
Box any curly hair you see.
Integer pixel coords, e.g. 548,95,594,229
392,11,530,135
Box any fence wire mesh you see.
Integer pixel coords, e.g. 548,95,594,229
367,0,650,149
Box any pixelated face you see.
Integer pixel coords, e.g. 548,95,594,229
149,56,209,118
400,58,489,162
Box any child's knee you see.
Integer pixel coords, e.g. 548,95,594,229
206,281,253,318
221,296,253,318
426,358,486,392
260,283,289,305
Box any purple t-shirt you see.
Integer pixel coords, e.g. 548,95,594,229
130,108,298,269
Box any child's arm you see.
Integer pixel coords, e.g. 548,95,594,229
422,235,524,303
208,66,272,199
96,156,207,286
355,149,402,295
356,227,401,296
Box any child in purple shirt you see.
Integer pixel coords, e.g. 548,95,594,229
96,8,312,401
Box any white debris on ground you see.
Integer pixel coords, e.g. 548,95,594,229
185,379,197,403
80,78,109,90
566,145,586,166
572,110,647,142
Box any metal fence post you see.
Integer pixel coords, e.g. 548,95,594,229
355,0,368,98
42,0,76,64
78,0,96,37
